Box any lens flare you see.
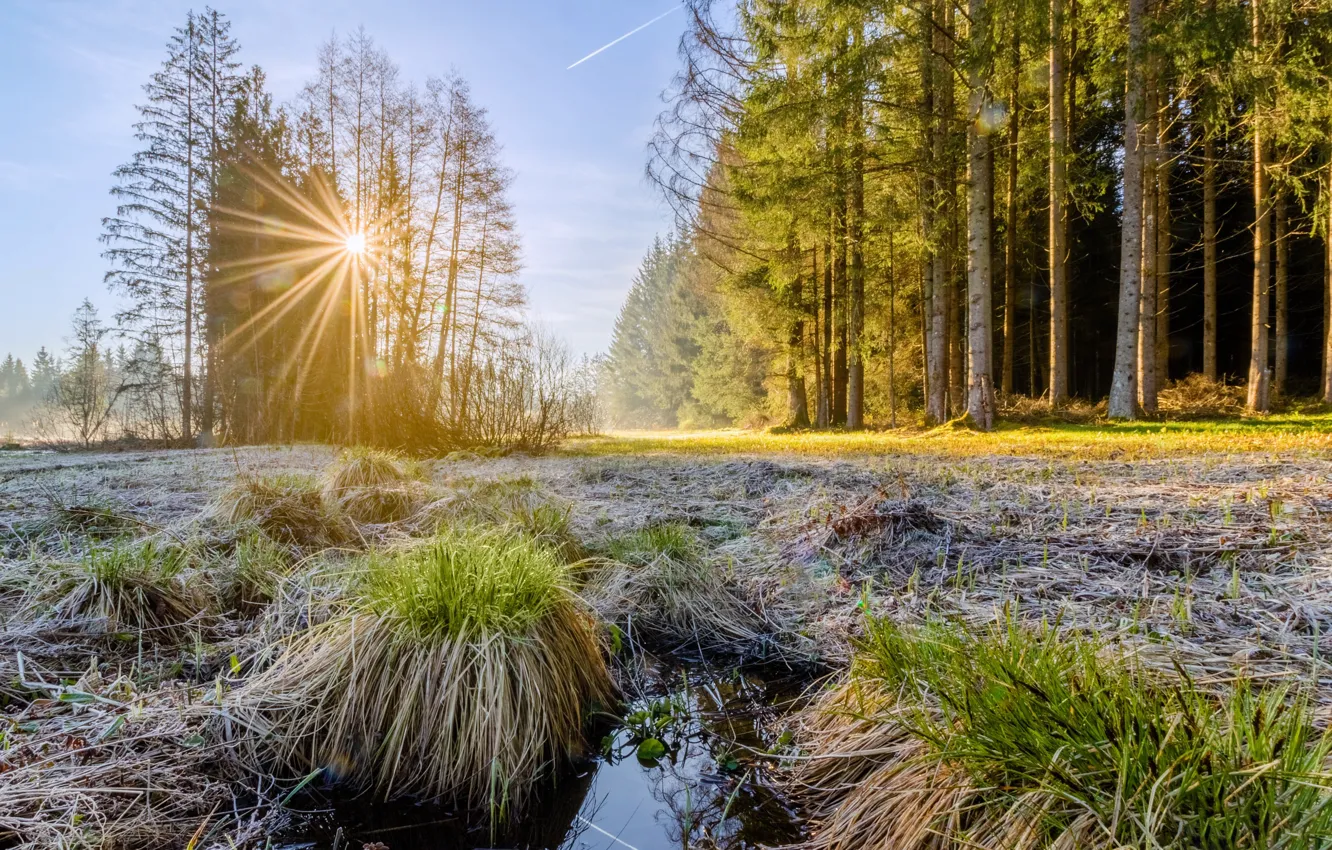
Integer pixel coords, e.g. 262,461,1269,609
208,160,384,436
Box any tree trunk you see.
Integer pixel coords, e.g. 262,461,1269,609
788,259,811,427
1203,132,1218,380
1049,0,1069,405
950,213,965,414
182,16,196,441
815,238,825,426
1003,21,1020,398
1155,99,1171,387
432,146,469,414
1247,0,1271,413
812,258,825,427
1325,156,1332,404
847,47,866,430
942,0,964,417
889,232,899,427
1138,77,1159,415
1274,193,1288,396
966,0,995,431
1324,162,1332,402
925,0,948,424
1109,0,1147,419
833,202,848,426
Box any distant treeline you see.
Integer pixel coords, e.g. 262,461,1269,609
0,351,56,435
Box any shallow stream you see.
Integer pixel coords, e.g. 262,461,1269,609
275,662,805,850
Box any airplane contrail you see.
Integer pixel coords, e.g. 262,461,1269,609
566,5,681,70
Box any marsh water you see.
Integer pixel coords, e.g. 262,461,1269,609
275,663,805,850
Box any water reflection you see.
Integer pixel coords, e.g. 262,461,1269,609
277,665,803,850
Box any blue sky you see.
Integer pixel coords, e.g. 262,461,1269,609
0,0,685,364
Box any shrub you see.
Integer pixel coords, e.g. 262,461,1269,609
225,527,614,817
791,616,1332,850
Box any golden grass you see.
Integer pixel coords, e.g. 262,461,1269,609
562,413,1332,461
224,527,614,817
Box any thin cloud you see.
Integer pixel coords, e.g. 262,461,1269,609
566,5,681,70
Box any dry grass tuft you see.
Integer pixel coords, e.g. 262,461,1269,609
336,482,425,524
1157,374,1246,418
323,445,424,495
6,495,144,552
223,526,614,817
787,617,1332,850
587,523,768,659
995,394,1103,424
208,473,351,548
23,540,205,639
321,447,429,524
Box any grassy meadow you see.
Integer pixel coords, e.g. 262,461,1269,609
4,422,1332,848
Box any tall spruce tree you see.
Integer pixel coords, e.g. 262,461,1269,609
102,8,241,440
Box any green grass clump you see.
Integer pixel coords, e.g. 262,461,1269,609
227,527,614,817
360,527,567,640
794,616,1332,850
607,523,703,566
31,539,203,638
425,477,580,560
17,495,141,546
220,531,293,613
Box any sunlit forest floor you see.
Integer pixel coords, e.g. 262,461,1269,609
565,411,1332,459
3,425,1332,845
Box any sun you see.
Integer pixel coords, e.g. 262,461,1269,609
345,231,367,255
